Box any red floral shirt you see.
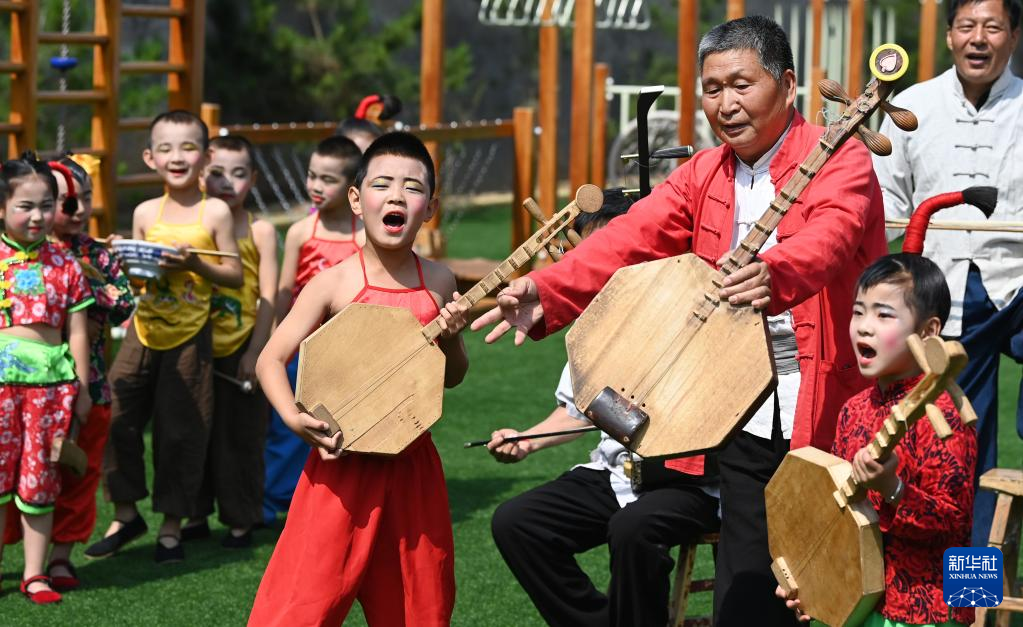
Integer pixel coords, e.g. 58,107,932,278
0,235,93,330
832,374,976,625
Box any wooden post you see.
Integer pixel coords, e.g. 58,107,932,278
569,0,594,193
8,0,39,157
168,0,206,112
90,0,121,236
512,106,535,266
918,0,938,81
677,0,698,147
590,63,609,189
201,102,222,135
808,0,825,122
419,0,445,257
726,0,744,21
847,0,865,93
538,0,558,221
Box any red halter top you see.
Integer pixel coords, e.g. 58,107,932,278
294,212,361,298
352,249,440,326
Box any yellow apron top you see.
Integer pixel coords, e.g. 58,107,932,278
211,214,260,357
133,194,217,350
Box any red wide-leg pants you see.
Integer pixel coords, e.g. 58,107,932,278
248,434,455,627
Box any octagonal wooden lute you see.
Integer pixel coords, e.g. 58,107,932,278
565,44,917,457
766,334,976,627
294,185,603,455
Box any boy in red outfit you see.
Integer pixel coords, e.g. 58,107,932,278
781,253,976,627
251,132,469,626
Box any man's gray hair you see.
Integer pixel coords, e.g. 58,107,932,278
698,15,796,81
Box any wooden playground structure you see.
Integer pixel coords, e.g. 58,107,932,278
1,0,945,259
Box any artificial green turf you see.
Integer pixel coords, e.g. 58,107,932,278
0,204,1019,626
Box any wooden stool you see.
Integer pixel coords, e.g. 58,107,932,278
974,468,1023,627
669,532,719,627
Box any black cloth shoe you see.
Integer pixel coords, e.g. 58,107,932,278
84,516,148,559
180,520,211,542
154,535,184,564
221,528,253,549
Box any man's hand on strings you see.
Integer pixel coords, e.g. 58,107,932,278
716,253,772,310
470,277,544,345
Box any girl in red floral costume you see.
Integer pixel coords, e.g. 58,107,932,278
782,253,977,627
0,154,93,605
3,156,134,591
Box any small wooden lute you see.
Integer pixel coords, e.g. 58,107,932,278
766,334,976,627
294,185,603,455
564,44,918,457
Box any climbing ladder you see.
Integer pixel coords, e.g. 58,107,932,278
1,0,205,235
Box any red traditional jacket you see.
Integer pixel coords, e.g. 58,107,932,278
832,375,976,625
529,111,888,452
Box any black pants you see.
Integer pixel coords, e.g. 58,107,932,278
194,335,268,528
713,408,800,627
491,467,719,627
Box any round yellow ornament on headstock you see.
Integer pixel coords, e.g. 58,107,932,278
869,44,909,82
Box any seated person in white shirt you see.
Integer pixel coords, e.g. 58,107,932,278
871,0,1023,547
487,189,720,627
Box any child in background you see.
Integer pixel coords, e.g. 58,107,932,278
84,110,242,564
335,94,401,152
780,254,977,627
0,154,93,604
263,135,364,523
250,132,468,626
3,156,133,591
336,118,382,154
179,135,277,548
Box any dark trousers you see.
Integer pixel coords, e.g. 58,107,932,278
958,264,1023,547
714,410,800,627
194,335,268,528
104,323,213,518
491,467,719,627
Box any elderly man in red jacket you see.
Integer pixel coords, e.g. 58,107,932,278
474,15,888,626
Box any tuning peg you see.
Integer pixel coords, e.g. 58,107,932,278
925,403,953,440
947,382,978,426
907,335,931,373
880,101,918,131
857,127,893,156
818,79,851,105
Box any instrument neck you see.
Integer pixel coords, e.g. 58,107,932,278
420,207,578,342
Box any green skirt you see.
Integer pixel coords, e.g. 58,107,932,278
0,333,76,385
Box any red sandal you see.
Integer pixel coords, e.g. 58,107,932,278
20,575,62,605
47,559,80,591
